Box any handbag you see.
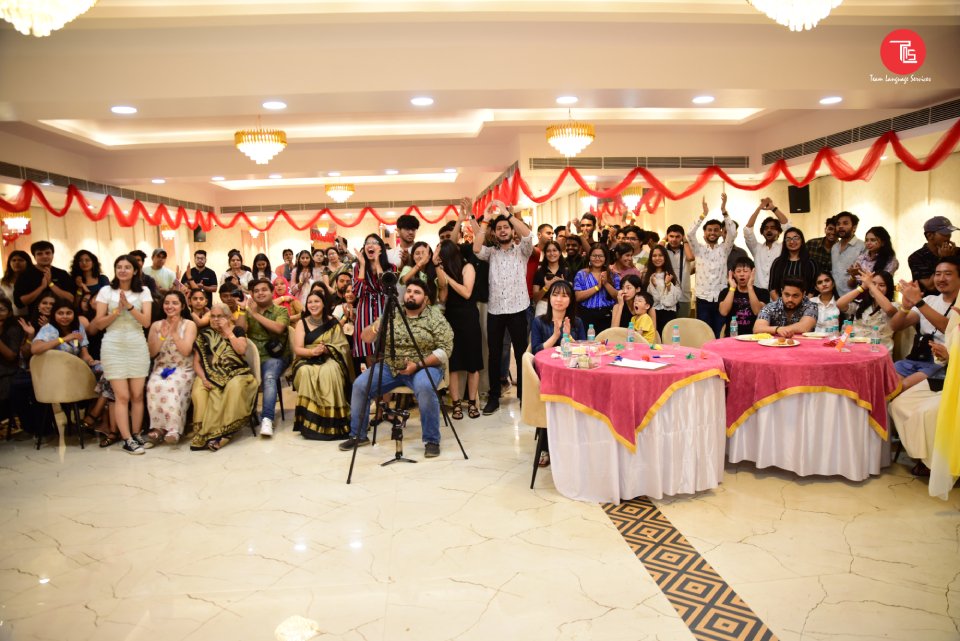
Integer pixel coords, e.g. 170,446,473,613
906,332,934,363
265,337,285,358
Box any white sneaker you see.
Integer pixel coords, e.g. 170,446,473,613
260,418,274,438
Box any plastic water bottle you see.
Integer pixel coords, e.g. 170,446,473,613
827,313,839,337
561,332,571,359
870,325,881,352
671,324,680,345
587,324,596,342
627,327,636,347
729,317,739,338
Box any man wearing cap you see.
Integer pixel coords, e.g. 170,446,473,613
143,248,176,290
909,216,958,296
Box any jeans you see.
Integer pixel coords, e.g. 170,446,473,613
894,359,945,379
487,311,528,401
260,357,288,421
349,364,444,444
696,298,726,339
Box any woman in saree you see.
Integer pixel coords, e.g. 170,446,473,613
291,290,354,440
190,303,258,451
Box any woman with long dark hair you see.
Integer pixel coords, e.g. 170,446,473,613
221,251,253,292
436,240,482,419
0,297,21,415
400,241,437,299
93,255,153,454
837,269,899,352
251,253,275,283
352,233,396,364
769,227,817,298
641,245,679,336
291,250,314,303
810,271,841,334
531,240,568,316
1,250,30,316
144,290,197,447
851,226,898,288
70,249,110,299
531,280,586,354
573,243,621,334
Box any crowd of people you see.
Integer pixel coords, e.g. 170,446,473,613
1,199,957,468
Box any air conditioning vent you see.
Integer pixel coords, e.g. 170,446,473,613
782,144,805,160
647,157,680,168
826,130,855,148
714,156,750,168
802,138,827,155
931,98,960,122
568,157,603,169
680,157,713,168
893,110,930,131
604,157,641,168
859,119,893,140
0,161,23,180
529,158,569,170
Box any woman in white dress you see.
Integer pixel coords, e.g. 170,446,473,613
94,255,153,455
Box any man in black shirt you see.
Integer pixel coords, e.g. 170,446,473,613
180,249,219,306
13,240,74,311
908,216,957,295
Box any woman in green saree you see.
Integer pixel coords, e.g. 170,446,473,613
292,290,354,440
190,303,259,451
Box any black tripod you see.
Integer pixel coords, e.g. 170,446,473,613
346,277,468,483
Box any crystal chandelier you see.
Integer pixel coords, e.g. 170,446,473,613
234,119,287,165
748,0,843,32
0,0,99,37
1,210,31,234
621,185,644,210
546,110,595,158
325,184,355,203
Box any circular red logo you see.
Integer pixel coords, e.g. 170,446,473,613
880,29,925,75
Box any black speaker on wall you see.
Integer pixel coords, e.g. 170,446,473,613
193,226,206,243
787,185,810,213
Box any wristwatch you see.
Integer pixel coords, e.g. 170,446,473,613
915,299,927,310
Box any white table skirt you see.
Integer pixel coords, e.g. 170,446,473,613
727,393,890,481
545,378,726,503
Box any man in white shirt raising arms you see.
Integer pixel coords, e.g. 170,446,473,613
744,197,790,302
687,193,737,338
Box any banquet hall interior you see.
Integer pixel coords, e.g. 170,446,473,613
1,1,959,640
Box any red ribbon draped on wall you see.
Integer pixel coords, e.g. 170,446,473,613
1,118,958,232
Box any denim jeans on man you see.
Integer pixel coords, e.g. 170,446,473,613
260,357,288,421
349,364,444,444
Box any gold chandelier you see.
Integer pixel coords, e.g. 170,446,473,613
620,185,645,210
159,224,176,241
325,184,355,203
0,0,99,37
234,118,287,165
747,0,843,32
1,210,31,233
547,110,595,158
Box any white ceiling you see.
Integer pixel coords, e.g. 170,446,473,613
0,0,958,210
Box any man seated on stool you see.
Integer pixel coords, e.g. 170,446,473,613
753,277,817,338
339,279,453,458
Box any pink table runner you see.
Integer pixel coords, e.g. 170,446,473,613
703,337,902,439
534,346,728,451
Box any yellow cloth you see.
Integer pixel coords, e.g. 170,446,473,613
631,313,657,344
930,312,960,500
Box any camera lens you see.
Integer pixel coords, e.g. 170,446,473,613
381,271,398,287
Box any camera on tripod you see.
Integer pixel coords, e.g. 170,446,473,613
380,270,399,288
378,402,410,442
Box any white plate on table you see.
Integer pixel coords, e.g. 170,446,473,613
736,334,771,342
849,337,871,344
758,338,800,348
800,331,830,339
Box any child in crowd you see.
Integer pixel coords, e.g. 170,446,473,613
631,291,658,344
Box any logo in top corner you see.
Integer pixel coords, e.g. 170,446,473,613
880,29,926,75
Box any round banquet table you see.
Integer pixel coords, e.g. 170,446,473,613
534,345,728,503
703,336,902,481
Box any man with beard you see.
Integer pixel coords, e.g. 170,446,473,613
663,224,695,319
275,248,295,282
805,216,838,275
744,196,791,302
330,271,353,307
687,194,737,337
339,279,453,458
471,206,533,415
908,216,958,296
181,249,219,307
830,211,864,296
752,278,818,338
387,214,420,268
565,235,586,275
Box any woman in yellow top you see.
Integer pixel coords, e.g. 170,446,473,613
630,292,658,344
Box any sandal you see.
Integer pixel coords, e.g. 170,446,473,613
82,409,103,432
451,399,464,420
98,432,120,448
467,399,480,420
143,429,164,449
208,436,231,452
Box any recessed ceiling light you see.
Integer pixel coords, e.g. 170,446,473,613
262,100,287,110
444,168,457,174
211,176,225,181
151,178,166,184
582,175,597,181
819,96,843,105
269,173,282,179
328,171,341,177
880,155,888,161
111,105,137,115
692,95,715,105
385,169,399,175
556,96,579,105
410,96,434,107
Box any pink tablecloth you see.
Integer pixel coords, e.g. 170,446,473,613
703,337,902,439
534,346,727,451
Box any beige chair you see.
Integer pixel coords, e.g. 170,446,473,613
892,324,916,362
370,362,450,445
521,351,550,489
596,326,662,345
29,350,98,449
245,336,287,426
668,317,716,348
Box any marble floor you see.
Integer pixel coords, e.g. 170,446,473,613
0,391,958,641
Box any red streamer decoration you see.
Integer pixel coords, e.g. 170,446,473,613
2,119,958,232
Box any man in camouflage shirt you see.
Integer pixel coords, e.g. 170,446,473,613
340,280,453,457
